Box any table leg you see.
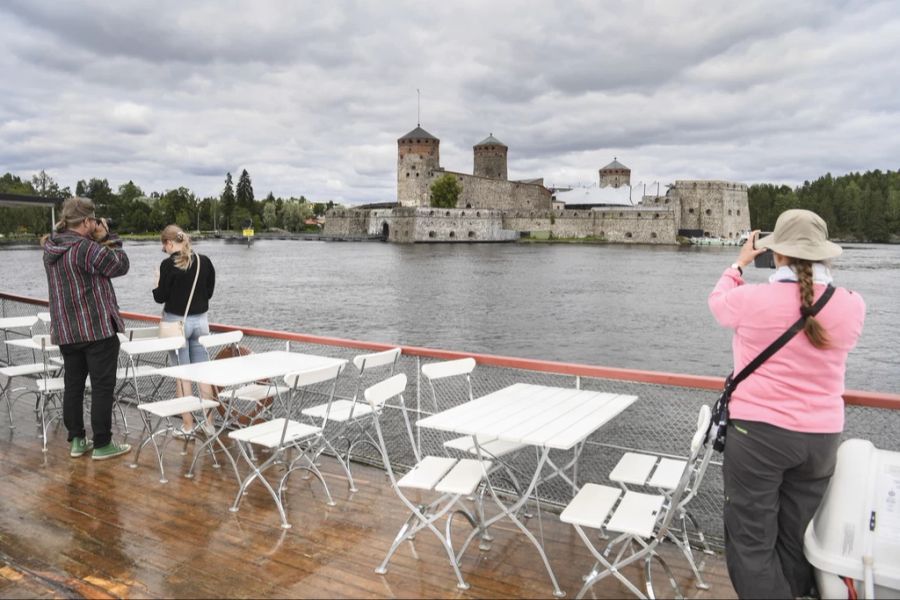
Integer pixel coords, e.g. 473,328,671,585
473,439,565,598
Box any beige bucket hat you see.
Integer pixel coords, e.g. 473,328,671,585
756,209,842,261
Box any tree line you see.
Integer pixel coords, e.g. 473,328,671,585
2,168,898,241
0,169,338,235
748,169,900,242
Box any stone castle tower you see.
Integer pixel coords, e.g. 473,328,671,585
473,134,508,180
599,158,631,188
397,126,440,207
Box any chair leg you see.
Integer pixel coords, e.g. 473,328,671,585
375,513,416,575
321,437,357,492
644,551,683,600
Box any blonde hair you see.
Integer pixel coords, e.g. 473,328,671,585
160,224,194,270
788,257,830,349
55,197,96,232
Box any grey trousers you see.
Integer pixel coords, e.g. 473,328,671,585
723,418,840,599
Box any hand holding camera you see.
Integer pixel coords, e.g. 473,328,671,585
752,231,775,269
733,230,771,270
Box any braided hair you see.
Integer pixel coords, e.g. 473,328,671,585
789,257,830,349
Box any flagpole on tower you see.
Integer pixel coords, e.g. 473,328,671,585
417,89,421,126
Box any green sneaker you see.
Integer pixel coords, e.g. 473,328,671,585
91,441,132,461
70,437,94,458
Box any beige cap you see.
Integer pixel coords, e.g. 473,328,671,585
756,209,842,261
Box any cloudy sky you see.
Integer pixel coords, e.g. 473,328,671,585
1,0,898,205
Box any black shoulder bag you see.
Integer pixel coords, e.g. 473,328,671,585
708,284,835,452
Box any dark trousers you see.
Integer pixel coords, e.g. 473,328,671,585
60,335,120,448
723,418,840,599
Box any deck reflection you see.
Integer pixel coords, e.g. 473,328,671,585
0,399,735,599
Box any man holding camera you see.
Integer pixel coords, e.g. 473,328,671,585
42,196,131,460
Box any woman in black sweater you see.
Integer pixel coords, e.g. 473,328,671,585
152,225,216,436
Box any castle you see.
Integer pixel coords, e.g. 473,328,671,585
324,126,750,243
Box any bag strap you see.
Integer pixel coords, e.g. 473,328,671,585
182,253,201,321
726,284,836,392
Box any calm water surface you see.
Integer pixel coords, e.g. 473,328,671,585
2,240,897,393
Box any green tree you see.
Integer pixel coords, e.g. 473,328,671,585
429,174,461,208
262,202,277,229
236,169,254,215
221,172,235,230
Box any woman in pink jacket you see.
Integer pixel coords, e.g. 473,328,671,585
709,209,865,599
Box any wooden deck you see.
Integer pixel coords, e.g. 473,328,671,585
0,398,736,599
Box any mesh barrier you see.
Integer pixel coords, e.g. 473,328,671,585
3,296,898,549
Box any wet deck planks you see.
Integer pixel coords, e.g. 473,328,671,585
0,396,736,599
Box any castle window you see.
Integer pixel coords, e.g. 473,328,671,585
737,210,741,216
651,232,657,239
728,209,732,216
665,198,670,204
705,209,712,216
466,203,472,209
449,231,456,238
411,165,416,170
461,212,465,216
428,231,436,238
688,208,695,214
468,231,476,239
574,212,578,217
476,211,480,217
406,173,410,177
416,173,419,177
654,213,659,219
445,211,451,216
625,232,633,238
458,176,463,181
637,213,641,217
619,212,624,217
429,210,434,216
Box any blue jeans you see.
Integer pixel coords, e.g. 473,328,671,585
162,311,210,366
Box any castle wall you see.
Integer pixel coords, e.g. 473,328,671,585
446,171,552,211
668,180,750,239
502,207,676,243
322,209,369,236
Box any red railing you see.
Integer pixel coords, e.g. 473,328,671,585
4,291,898,410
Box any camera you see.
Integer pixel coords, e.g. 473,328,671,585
753,231,775,269
98,217,115,231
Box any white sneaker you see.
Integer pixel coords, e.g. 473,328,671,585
172,427,193,440
201,420,216,436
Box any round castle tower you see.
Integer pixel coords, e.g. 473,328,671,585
397,126,440,207
473,134,508,180
599,158,631,188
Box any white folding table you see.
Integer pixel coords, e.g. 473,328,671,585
154,350,348,480
417,382,638,597
0,316,39,365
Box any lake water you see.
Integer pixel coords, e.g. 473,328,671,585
2,240,897,394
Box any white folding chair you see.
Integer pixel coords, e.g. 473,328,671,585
367,373,492,592
560,405,714,599
199,330,278,421
130,394,226,483
0,321,46,429
0,315,39,366
227,362,345,529
607,405,715,589
29,334,74,452
116,336,187,433
301,346,401,491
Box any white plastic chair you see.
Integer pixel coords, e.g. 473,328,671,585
0,315,39,366
28,334,73,452
199,330,278,419
301,346,401,491
560,405,713,599
0,322,47,429
130,394,225,483
227,362,345,529
607,405,715,589
116,336,187,432
366,373,492,592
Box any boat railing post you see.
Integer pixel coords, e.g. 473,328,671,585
575,375,581,390
415,356,422,457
